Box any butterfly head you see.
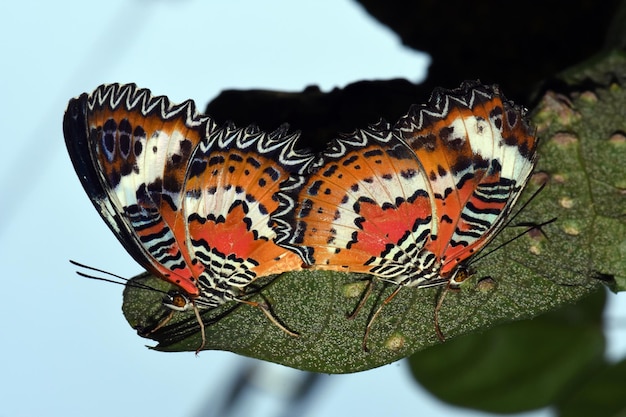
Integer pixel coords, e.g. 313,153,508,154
162,291,194,312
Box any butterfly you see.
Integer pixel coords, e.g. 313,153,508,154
63,83,315,351
274,81,538,350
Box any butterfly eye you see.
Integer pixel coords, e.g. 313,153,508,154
163,291,192,311
449,267,472,288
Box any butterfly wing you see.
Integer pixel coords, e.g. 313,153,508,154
65,84,317,306
275,122,442,286
276,82,537,287
63,84,207,297
398,81,538,277
180,123,315,306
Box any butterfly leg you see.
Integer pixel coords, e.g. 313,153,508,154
433,284,451,342
191,304,207,355
362,285,403,352
144,309,175,336
239,299,299,337
347,278,375,320
434,269,470,342
142,302,207,354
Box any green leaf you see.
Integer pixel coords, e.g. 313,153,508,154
122,55,626,374
407,288,606,414
123,264,598,374
557,357,626,417
532,53,626,291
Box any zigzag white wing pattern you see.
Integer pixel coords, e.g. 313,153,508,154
64,83,315,311
274,121,444,287
275,81,538,288
397,81,537,279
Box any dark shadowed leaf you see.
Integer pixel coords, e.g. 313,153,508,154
557,356,626,417
408,288,606,413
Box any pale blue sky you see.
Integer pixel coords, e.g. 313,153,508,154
1,1,624,416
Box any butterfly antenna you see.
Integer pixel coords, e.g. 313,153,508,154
70,259,131,281
501,182,546,231
69,260,167,294
469,217,557,265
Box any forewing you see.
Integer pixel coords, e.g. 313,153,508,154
182,123,315,295
276,123,438,284
398,81,538,276
63,84,206,296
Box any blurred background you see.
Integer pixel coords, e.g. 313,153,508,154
1,1,624,416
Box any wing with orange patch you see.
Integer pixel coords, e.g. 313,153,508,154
180,123,313,307
397,81,537,277
277,81,537,288
64,85,315,309
64,84,206,296
275,123,441,286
